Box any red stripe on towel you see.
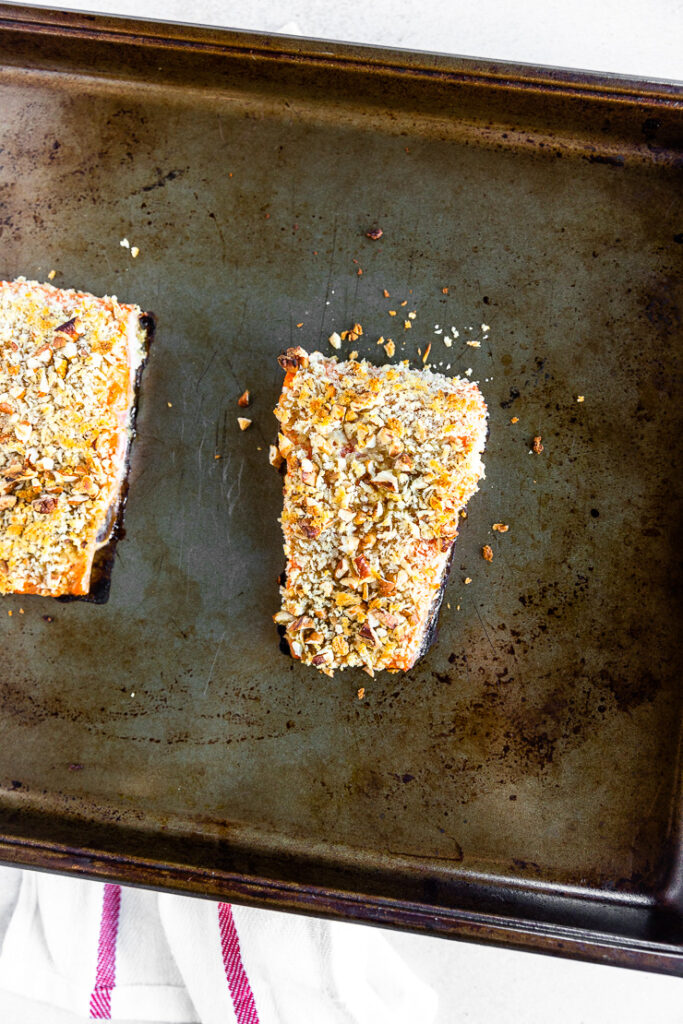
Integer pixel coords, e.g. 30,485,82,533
218,903,260,1024
89,883,122,1019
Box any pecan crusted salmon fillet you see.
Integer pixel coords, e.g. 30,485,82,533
0,278,150,596
272,347,487,675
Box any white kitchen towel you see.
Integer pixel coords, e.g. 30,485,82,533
0,867,438,1023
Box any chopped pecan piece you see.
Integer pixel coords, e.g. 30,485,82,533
237,389,250,407
353,554,371,578
377,575,396,596
291,615,315,631
300,519,321,539
371,470,398,491
359,623,378,646
482,544,493,562
0,495,17,510
365,226,383,240
277,347,309,371
53,317,82,340
532,435,544,454
32,496,59,514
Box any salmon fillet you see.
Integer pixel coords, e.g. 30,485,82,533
0,278,149,597
272,347,487,675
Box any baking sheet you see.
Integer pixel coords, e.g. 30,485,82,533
0,3,681,973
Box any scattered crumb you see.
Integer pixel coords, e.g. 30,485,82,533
404,320,412,330
388,310,397,317
237,389,250,407
131,246,140,258
349,350,358,360
465,368,473,376
7,609,12,616
384,339,395,357
366,227,383,240
456,604,460,610
214,454,222,460
532,435,544,454
377,336,385,345
492,523,509,533
464,577,472,585
269,445,282,468
510,417,519,424
460,511,467,519
408,311,416,320
341,323,363,342
329,332,341,350
482,545,493,562
452,329,459,339
577,395,585,402
357,268,363,276
383,289,390,298
481,323,490,332
237,417,252,431
422,343,431,363
119,237,130,248
47,269,56,280
296,322,303,328
167,402,173,408
19,608,23,614
447,602,451,609
467,340,481,348
400,300,408,307
443,338,452,348
442,287,449,294
43,615,53,623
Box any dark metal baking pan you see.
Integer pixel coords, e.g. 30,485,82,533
0,3,681,974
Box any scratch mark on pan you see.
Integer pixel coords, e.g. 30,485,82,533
318,216,338,345
474,604,495,653
225,459,245,516
204,629,228,695
206,209,227,262
352,266,361,308
197,345,220,389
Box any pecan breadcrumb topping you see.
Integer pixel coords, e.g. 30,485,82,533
273,348,487,675
0,278,147,596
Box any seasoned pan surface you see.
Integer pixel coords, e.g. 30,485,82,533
0,4,681,973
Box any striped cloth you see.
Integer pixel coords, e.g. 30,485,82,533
0,868,437,1023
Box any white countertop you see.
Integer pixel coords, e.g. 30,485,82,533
1,2,681,1022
